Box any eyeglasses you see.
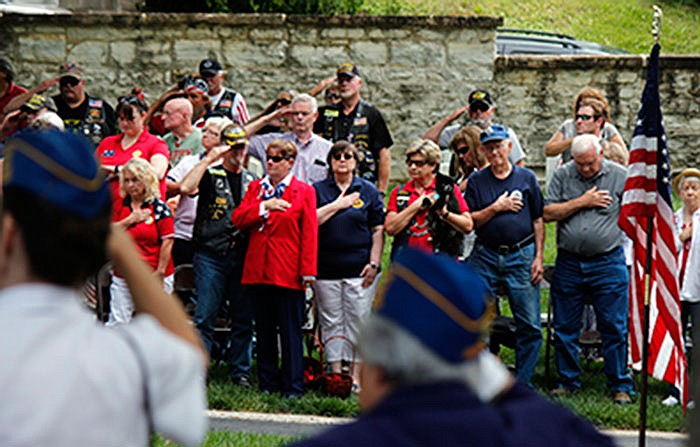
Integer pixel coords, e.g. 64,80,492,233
60,77,80,88
406,158,428,167
267,155,292,163
455,146,470,155
332,153,354,161
576,114,595,121
469,102,490,113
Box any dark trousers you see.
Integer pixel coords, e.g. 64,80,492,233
251,284,304,397
172,237,194,267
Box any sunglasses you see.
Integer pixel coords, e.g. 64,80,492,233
332,153,354,161
326,93,341,100
455,146,470,155
469,102,490,113
267,155,292,163
118,95,141,105
575,114,596,121
60,77,80,88
406,158,428,167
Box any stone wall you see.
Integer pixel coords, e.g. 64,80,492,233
1,13,699,179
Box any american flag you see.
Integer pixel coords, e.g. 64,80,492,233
618,43,687,406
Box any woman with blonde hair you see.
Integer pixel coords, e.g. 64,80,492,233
108,157,175,325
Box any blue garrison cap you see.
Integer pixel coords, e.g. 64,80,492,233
2,130,110,218
480,124,510,145
376,249,495,363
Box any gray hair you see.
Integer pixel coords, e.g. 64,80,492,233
571,134,602,157
358,314,511,402
291,93,317,114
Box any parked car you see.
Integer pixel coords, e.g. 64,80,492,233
497,28,629,55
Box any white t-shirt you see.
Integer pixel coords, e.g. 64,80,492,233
0,284,207,446
167,154,202,240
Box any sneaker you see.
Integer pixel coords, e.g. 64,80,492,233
613,391,632,404
661,395,679,406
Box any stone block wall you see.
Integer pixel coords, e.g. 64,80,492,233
1,13,698,179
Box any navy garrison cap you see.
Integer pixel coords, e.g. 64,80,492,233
2,130,110,218
376,248,495,363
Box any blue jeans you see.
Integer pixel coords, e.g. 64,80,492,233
468,242,542,383
193,249,253,379
551,247,633,392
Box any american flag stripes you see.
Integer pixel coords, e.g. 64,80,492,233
618,43,687,406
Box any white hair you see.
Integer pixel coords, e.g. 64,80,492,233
30,111,65,131
358,314,511,402
291,93,317,114
571,134,602,157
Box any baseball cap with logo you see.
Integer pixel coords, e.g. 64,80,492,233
20,94,57,113
480,124,510,145
220,124,248,148
337,62,361,79
468,89,493,108
199,59,223,78
59,63,83,80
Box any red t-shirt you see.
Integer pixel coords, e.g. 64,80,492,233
95,130,169,217
0,82,28,115
113,197,174,278
387,177,469,252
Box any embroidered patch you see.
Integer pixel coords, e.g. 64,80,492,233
352,198,364,209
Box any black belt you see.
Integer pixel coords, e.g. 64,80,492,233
479,234,535,255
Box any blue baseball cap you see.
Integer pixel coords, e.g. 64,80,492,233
376,249,494,363
480,124,510,145
2,130,110,218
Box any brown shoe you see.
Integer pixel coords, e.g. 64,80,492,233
613,391,632,404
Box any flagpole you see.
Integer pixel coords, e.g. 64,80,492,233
638,8,662,447
638,218,654,447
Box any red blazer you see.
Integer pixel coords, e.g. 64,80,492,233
232,176,318,291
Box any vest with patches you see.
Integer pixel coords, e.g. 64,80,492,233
193,167,255,256
321,100,376,183
65,97,109,146
213,89,238,121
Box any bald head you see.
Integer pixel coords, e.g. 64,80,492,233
167,98,193,120
163,97,193,134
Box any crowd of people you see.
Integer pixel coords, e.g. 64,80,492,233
1,53,698,416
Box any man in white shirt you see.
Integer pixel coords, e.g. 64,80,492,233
0,130,207,446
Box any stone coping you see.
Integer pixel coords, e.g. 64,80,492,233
496,54,700,70
0,12,503,28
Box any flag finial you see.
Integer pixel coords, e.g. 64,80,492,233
652,5,663,44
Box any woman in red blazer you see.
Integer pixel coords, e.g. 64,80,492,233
232,139,317,397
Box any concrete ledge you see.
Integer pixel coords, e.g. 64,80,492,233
0,12,503,29
496,54,700,70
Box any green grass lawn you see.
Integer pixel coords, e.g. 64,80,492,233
358,0,700,54
154,431,295,447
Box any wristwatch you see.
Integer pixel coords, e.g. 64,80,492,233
369,262,379,270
